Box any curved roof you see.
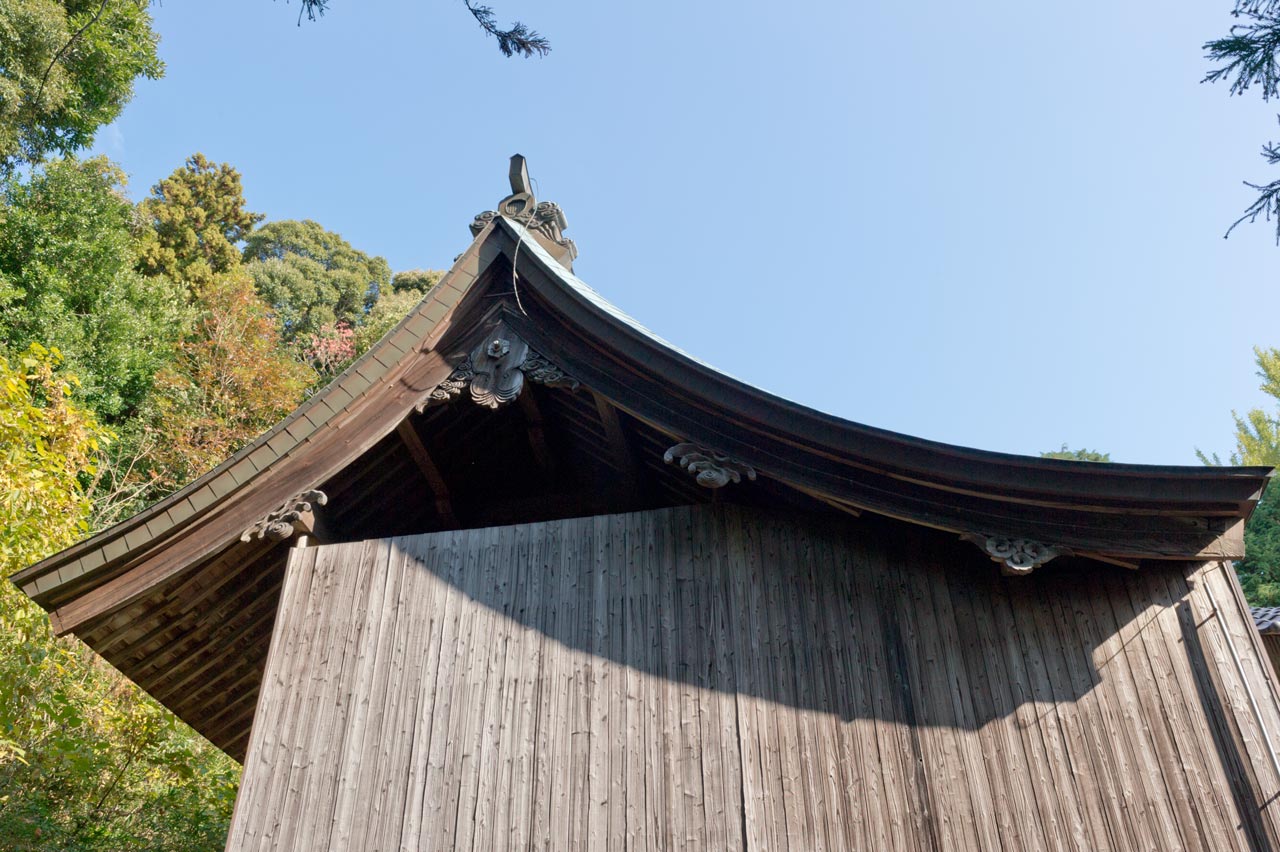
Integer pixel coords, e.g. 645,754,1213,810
11,164,1272,757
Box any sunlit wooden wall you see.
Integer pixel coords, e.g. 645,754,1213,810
225,504,1280,851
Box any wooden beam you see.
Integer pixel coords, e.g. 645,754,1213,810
397,418,458,526
518,386,557,477
591,391,642,496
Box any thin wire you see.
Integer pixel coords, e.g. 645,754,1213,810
504,174,545,316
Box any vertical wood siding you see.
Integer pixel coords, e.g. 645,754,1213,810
225,505,1280,851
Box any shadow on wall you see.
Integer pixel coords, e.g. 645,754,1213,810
386,503,1192,731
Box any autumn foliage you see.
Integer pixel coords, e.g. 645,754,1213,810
0,147,440,849
145,271,312,492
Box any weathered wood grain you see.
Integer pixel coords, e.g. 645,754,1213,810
226,504,1280,851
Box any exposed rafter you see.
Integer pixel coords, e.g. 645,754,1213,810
396,420,458,526
592,391,643,496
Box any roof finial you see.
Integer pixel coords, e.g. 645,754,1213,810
470,154,578,268
509,154,532,196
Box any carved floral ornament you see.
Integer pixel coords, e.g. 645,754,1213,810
962,532,1062,576
663,442,757,489
241,490,328,543
420,327,579,412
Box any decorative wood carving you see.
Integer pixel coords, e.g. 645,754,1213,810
963,533,1060,576
470,336,528,409
470,155,578,264
419,325,578,411
522,351,580,390
426,359,475,406
663,442,757,489
241,490,328,543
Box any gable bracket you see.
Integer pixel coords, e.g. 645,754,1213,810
961,532,1065,576
664,442,757,489
416,324,578,412
241,490,330,544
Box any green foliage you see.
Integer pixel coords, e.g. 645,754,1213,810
0,141,432,847
0,0,162,172
1198,347,1280,466
391,267,443,294
0,343,237,850
137,154,264,287
1201,346,1280,605
0,157,187,421
243,219,391,342
0,581,239,851
1241,490,1280,605
347,268,441,355
0,346,239,851
1040,444,1112,463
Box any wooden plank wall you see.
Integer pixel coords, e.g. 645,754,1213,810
225,504,1280,851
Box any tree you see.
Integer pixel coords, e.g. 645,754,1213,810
0,343,236,852
1204,0,1280,240
137,154,264,288
350,268,441,352
0,343,108,576
390,268,444,295
0,0,162,173
1200,347,1280,604
1199,347,1280,467
296,269,442,379
0,156,188,421
242,219,390,343
143,269,313,493
1040,444,1112,463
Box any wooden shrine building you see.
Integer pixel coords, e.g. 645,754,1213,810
15,157,1280,851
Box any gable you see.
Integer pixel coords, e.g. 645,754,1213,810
11,167,1272,759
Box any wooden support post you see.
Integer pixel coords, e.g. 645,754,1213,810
397,419,459,527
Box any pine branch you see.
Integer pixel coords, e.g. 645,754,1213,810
297,0,328,24
1204,14,1280,99
1222,120,1280,242
1233,0,1280,17
463,0,551,57
1205,4,1280,238
284,0,549,57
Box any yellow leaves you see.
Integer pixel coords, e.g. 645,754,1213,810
0,342,110,575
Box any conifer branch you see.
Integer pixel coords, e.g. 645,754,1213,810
463,0,551,57
286,0,550,57
1225,133,1280,243
1205,1,1280,238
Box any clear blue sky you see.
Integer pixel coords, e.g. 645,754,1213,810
91,0,1280,465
